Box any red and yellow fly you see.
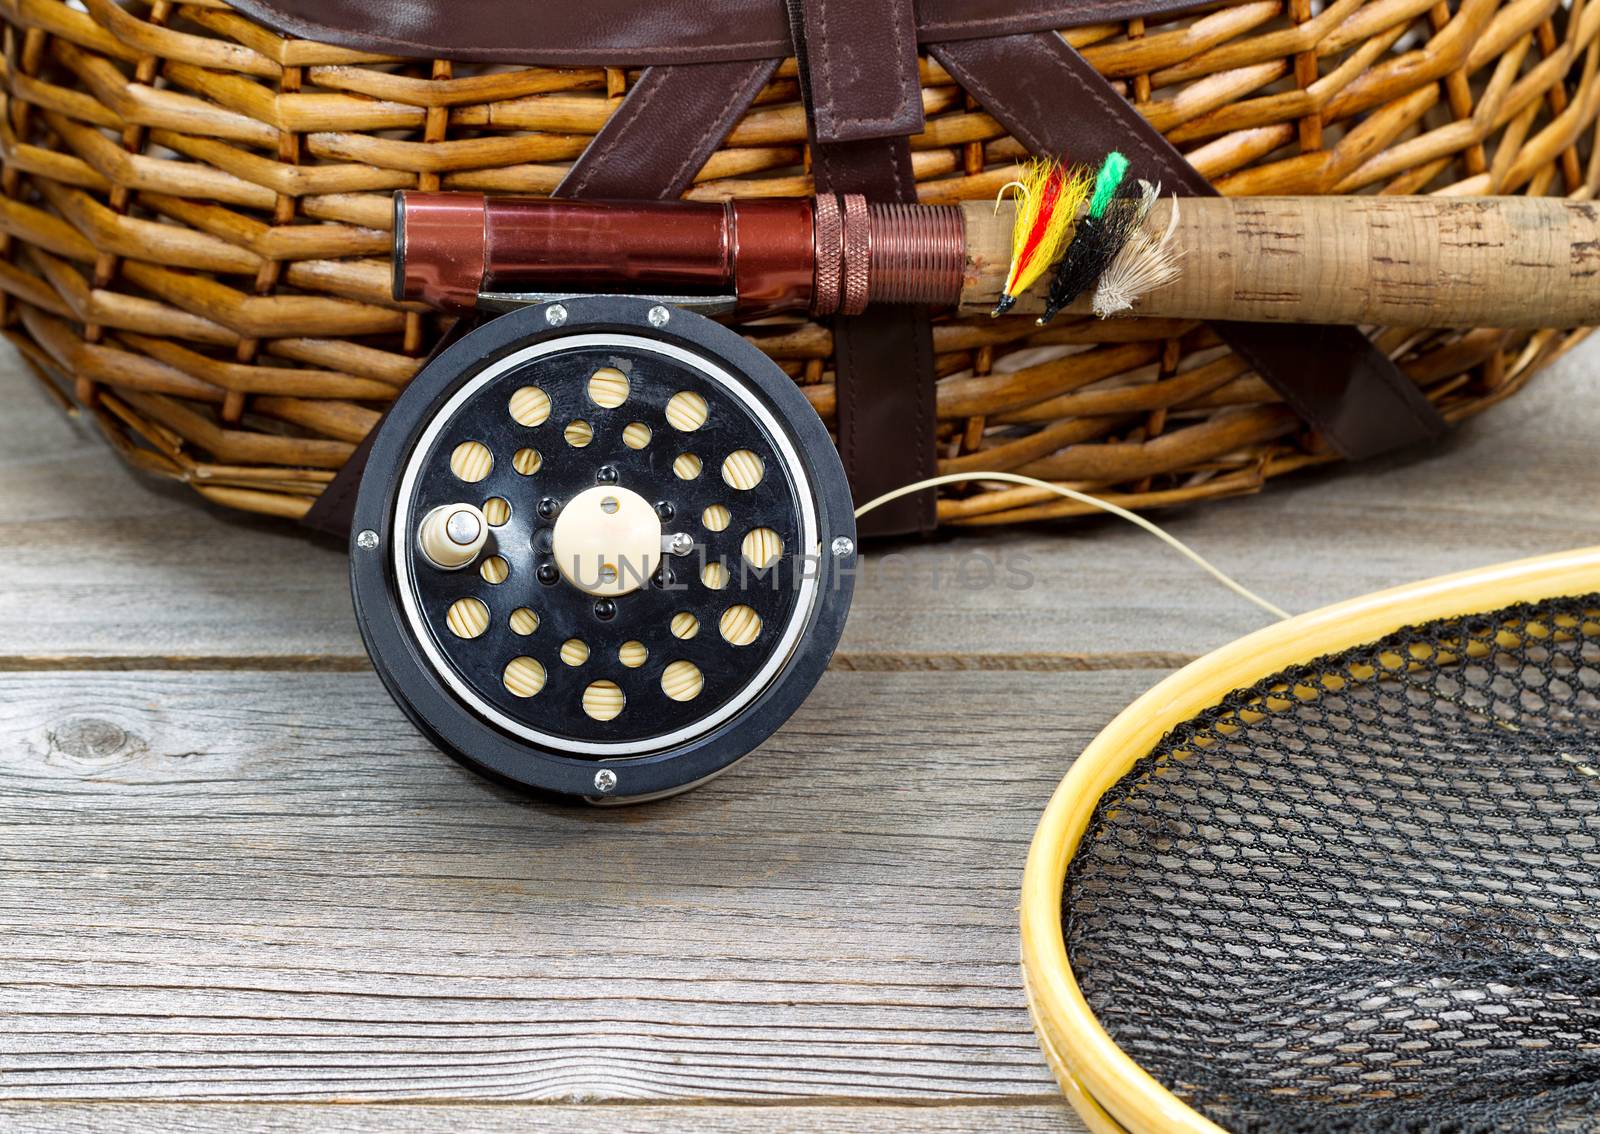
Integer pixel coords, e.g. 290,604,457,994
992,159,1090,316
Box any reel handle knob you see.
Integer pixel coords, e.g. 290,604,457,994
417,503,488,569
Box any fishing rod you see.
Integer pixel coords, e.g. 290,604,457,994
393,189,1600,330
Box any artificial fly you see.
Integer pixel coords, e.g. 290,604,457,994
1091,181,1183,319
992,159,1090,317
1038,151,1134,325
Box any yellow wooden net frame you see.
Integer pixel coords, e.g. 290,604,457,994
1019,544,1600,1133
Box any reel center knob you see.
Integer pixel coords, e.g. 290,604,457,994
551,484,662,597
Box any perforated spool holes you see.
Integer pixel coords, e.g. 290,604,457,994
482,497,510,525
661,661,704,702
665,391,708,431
587,367,630,408
741,528,783,570
670,612,700,640
512,448,542,475
502,657,546,698
701,561,730,590
560,638,590,666
673,453,703,480
509,608,539,635
450,441,493,482
360,299,853,799
508,385,550,427
623,422,652,449
722,450,764,490
565,420,593,447
479,555,509,584
583,680,625,721
446,597,489,639
719,605,762,646
702,504,730,532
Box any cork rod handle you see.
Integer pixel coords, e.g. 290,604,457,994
960,196,1600,329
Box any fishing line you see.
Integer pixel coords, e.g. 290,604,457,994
854,471,1293,622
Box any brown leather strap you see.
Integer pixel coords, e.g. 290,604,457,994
795,0,938,536
302,62,776,536
798,0,923,143
230,0,1223,67
932,31,1448,459
830,300,938,534
556,60,781,198
299,409,381,539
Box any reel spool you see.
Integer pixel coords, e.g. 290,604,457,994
350,296,856,803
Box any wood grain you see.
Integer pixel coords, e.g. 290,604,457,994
2,341,1595,665
0,1,1594,1122
1,343,1597,1128
0,1101,1075,1132
0,666,1122,1109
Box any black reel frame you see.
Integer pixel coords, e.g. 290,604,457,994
351,296,857,803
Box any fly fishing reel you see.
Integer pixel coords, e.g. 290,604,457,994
350,296,856,802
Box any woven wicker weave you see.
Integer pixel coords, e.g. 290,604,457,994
0,0,1592,526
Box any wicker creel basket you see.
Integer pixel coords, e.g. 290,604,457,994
0,0,1592,527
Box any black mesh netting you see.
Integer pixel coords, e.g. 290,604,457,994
1063,594,1600,1134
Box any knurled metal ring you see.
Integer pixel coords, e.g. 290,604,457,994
839,193,871,317
812,192,843,317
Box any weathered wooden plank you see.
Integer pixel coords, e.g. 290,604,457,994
0,366,359,662
0,666,1130,1105
3,342,1595,663
0,1101,1079,1132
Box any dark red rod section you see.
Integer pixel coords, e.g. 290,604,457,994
392,191,965,317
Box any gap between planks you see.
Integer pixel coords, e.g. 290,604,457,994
0,1096,1071,1108
0,667,1115,1110
0,651,1195,673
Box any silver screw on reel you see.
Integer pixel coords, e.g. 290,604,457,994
348,296,857,803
